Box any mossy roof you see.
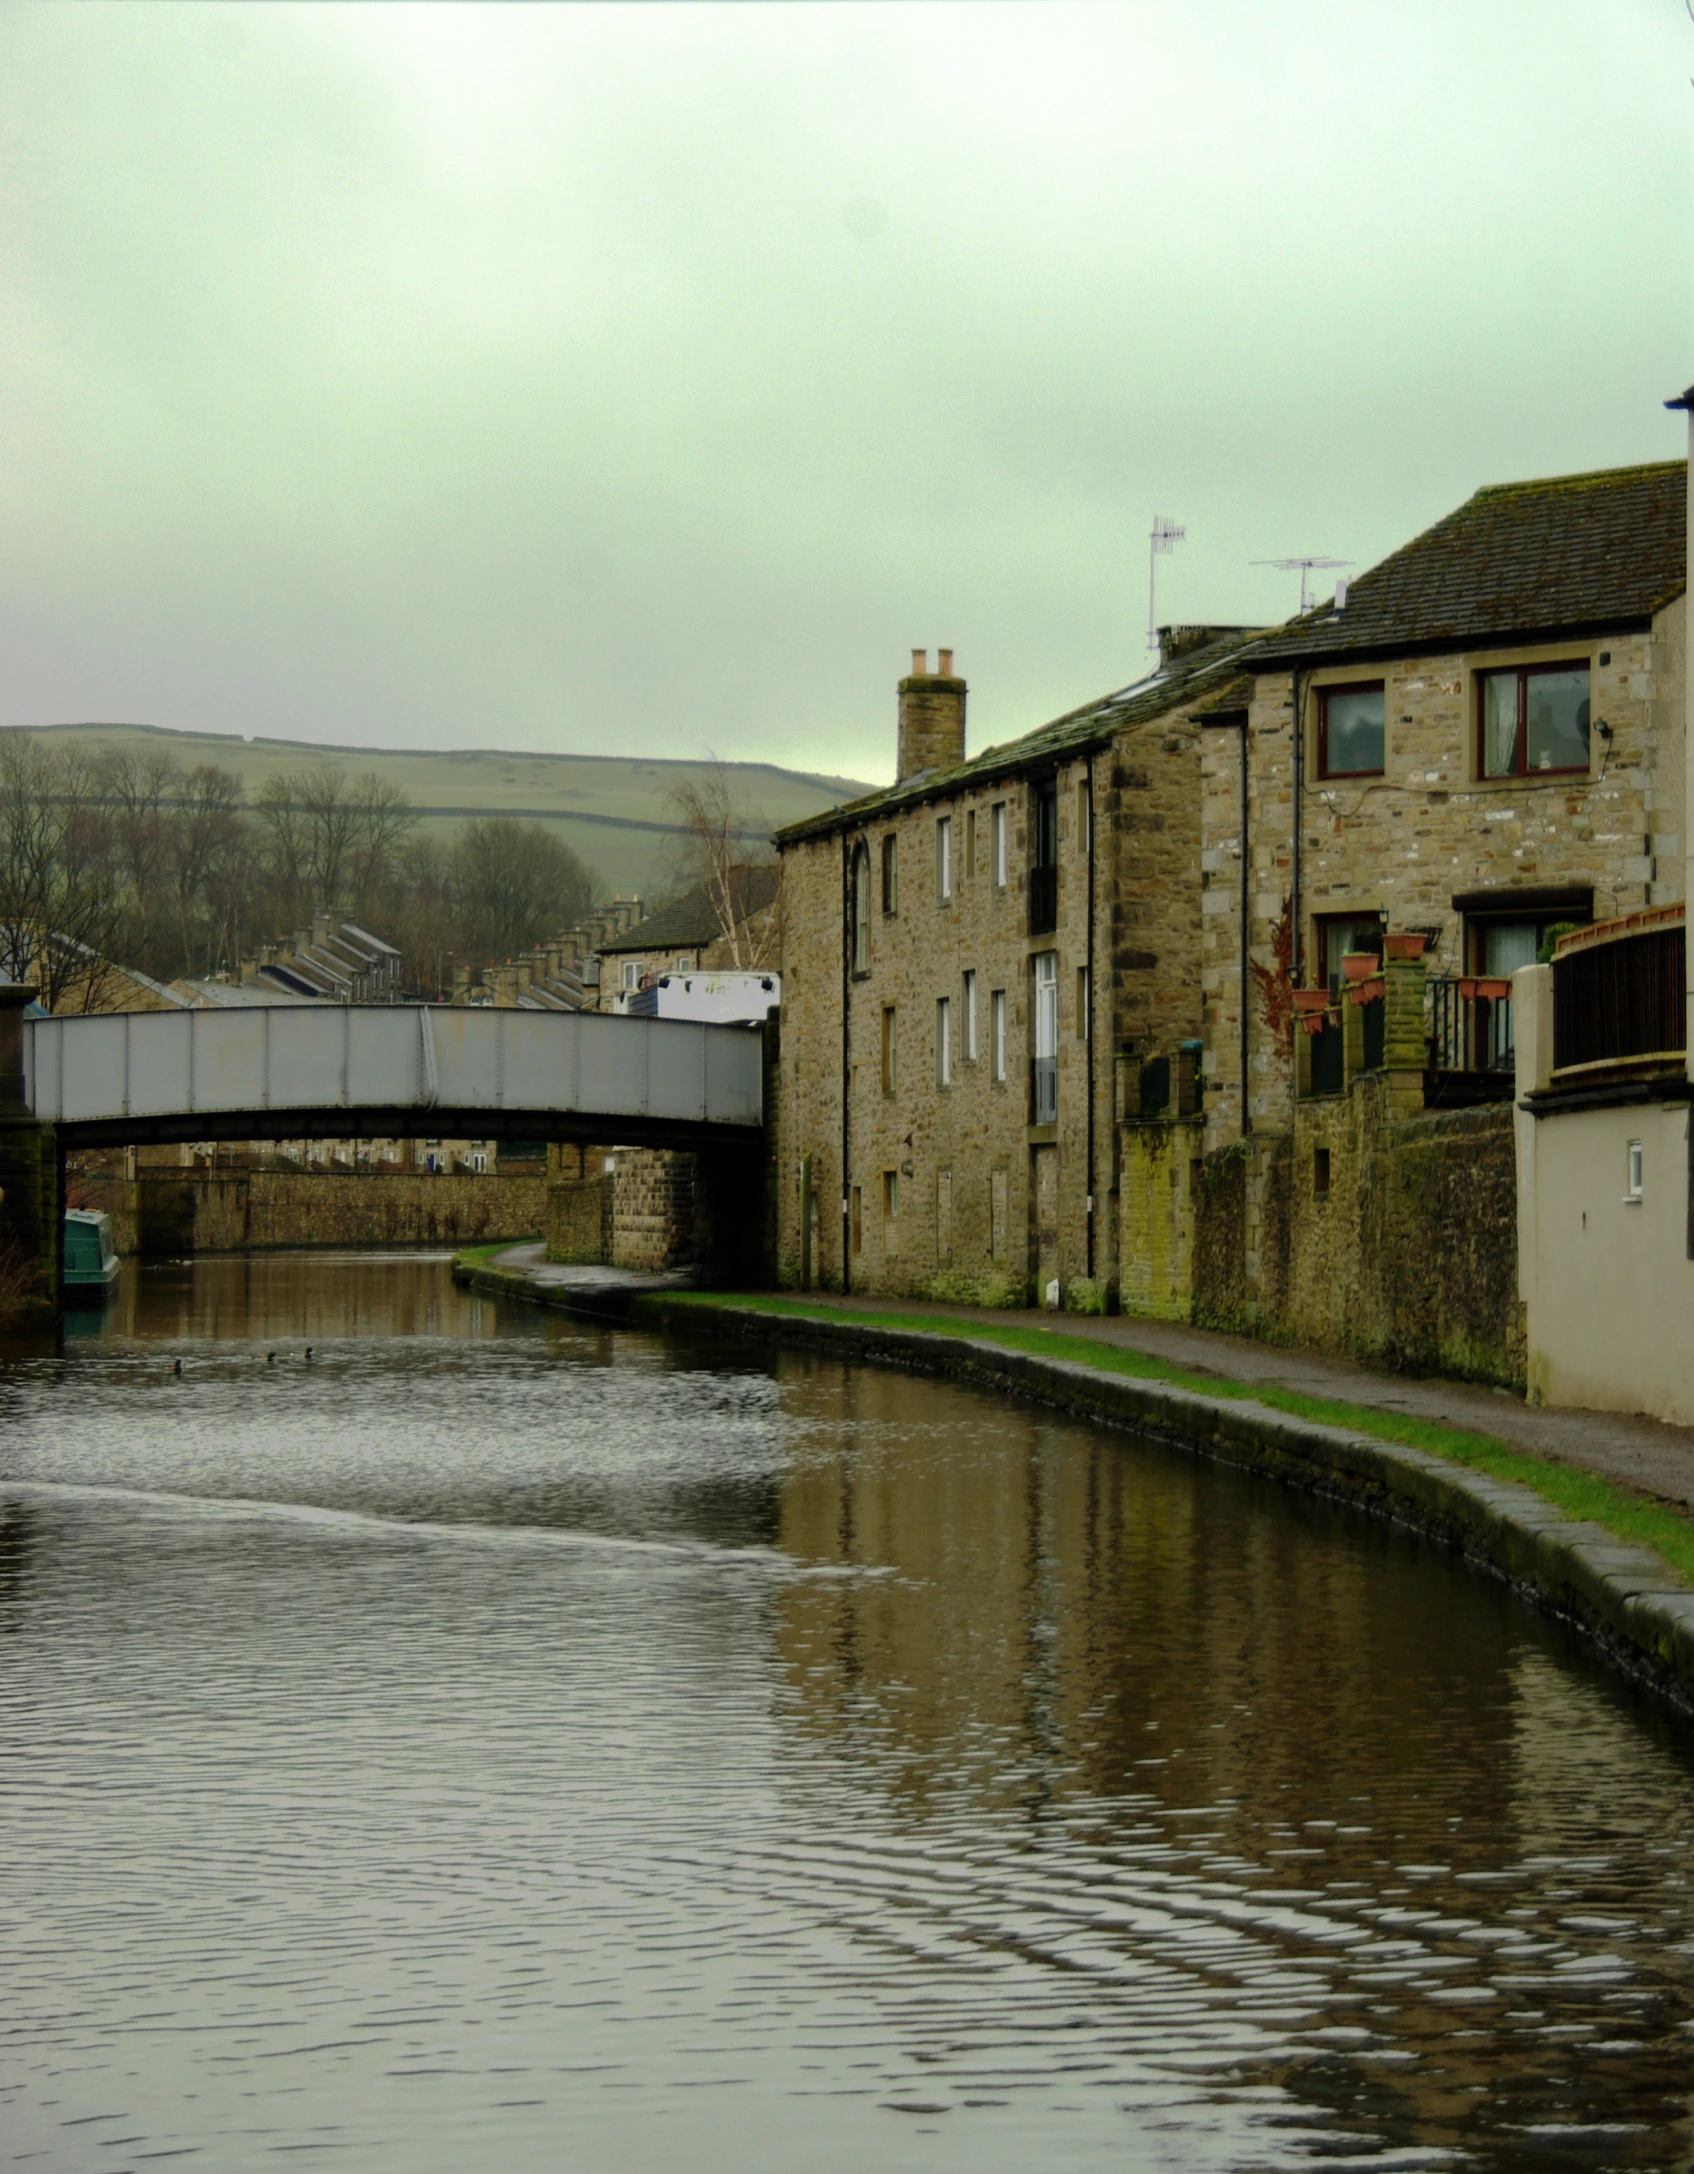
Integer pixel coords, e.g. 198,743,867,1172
596,864,780,953
1250,459,1686,668
774,629,1263,848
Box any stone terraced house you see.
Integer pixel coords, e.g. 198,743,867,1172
772,633,1256,1304
1196,457,1687,1149
1113,455,1687,1368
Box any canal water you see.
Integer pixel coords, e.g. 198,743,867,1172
2,1256,1692,2172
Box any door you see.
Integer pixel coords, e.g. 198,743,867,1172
1032,1145,1059,1306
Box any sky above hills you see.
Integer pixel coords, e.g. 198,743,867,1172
2,2,1689,787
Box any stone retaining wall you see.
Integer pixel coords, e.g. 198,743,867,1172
74,1170,549,1255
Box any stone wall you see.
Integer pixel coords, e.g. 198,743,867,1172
120,1170,548,1256
545,1173,613,1264
611,1148,696,1272
1128,1083,1524,1388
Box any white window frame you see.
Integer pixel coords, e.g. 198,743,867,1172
1033,952,1059,1059
991,988,1007,1082
937,995,952,1086
963,969,978,1061
1626,1138,1644,1202
991,802,1008,888
622,960,642,990
937,815,953,901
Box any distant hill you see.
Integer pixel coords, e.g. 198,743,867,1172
18,721,874,901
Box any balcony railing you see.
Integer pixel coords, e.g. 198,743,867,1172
1551,906,1685,1074
1030,1055,1057,1125
1426,976,1514,1073
1028,864,1058,937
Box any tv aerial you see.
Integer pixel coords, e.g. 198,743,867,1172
1146,516,1186,656
1252,554,1353,616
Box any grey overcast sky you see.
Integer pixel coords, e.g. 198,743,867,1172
2,3,1689,784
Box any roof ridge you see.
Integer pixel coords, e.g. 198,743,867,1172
1470,458,1686,501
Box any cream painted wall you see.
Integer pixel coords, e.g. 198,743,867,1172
1516,965,1694,1422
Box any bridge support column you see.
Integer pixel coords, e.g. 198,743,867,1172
0,985,59,1320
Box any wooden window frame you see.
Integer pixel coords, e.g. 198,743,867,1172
880,832,899,916
1475,659,1592,781
850,842,871,975
937,815,953,902
880,1004,897,1094
1316,679,1386,782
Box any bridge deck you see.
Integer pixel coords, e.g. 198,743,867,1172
26,1005,764,1149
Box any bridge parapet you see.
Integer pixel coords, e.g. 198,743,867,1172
25,1003,763,1147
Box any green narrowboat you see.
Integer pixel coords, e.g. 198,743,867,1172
63,1208,120,1295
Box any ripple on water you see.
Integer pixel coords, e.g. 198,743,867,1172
0,1256,1692,2171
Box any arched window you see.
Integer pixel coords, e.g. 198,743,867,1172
850,841,871,973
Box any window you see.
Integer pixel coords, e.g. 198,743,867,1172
991,988,1007,1082
851,1185,863,1254
1478,661,1590,778
881,833,899,915
1314,1147,1331,1199
882,1169,898,1221
1076,964,1089,1041
1029,781,1058,936
1317,681,1385,778
963,969,978,1060
1032,952,1058,1124
1316,914,1383,993
850,843,871,973
881,1005,897,1093
1627,1139,1644,1203
991,802,1008,888
937,815,953,901
1077,779,1090,855
966,808,978,879
937,996,952,1086
674,953,694,972
622,960,642,990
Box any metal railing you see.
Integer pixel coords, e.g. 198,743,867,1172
1028,864,1058,937
1552,909,1685,1073
1030,1054,1057,1125
1426,976,1515,1076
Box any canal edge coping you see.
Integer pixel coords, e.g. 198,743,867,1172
451,1257,1694,1719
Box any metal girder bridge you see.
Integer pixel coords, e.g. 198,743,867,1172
24,1004,765,1151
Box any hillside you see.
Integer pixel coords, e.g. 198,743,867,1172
21,722,873,901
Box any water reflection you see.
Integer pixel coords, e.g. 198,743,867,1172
0,1255,1689,2171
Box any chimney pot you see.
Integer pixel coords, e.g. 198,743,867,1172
938,647,953,677
896,648,967,783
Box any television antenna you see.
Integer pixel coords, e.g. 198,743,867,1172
1252,554,1353,615
1146,516,1186,656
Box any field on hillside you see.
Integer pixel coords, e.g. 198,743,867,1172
23,722,873,900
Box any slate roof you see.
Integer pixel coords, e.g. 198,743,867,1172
596,864,781,953
774,629,1264,848
1250,459,1686,669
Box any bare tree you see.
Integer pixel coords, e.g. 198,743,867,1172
451,818,594,964
666,758,779,968
165,765,247,977
252,767,416,930
0,736,124,1011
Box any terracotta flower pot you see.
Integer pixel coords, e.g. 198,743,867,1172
1340,951,1379,984
1383,931,1426,961
1347,976,1386,1006
1292,989,1331,1015
1299,1013,1327,1036
1458,977,1479,1001
1476,977,1512,1001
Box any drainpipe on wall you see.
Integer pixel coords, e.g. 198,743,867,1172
1664,380,1694,1255
1085,751,1097,1281
1290,666,1303,988
1239,718,1252,1136
840,832,852,1295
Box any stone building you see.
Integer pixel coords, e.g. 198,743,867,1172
1116,453,1687,1366
1197,457,1687,1148
773,634,1255,1305
593,867,780,1010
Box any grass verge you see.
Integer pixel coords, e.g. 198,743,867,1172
451,1241,530,1271
638,1291,1694,1588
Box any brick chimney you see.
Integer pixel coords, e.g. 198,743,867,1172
896,647,966,783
